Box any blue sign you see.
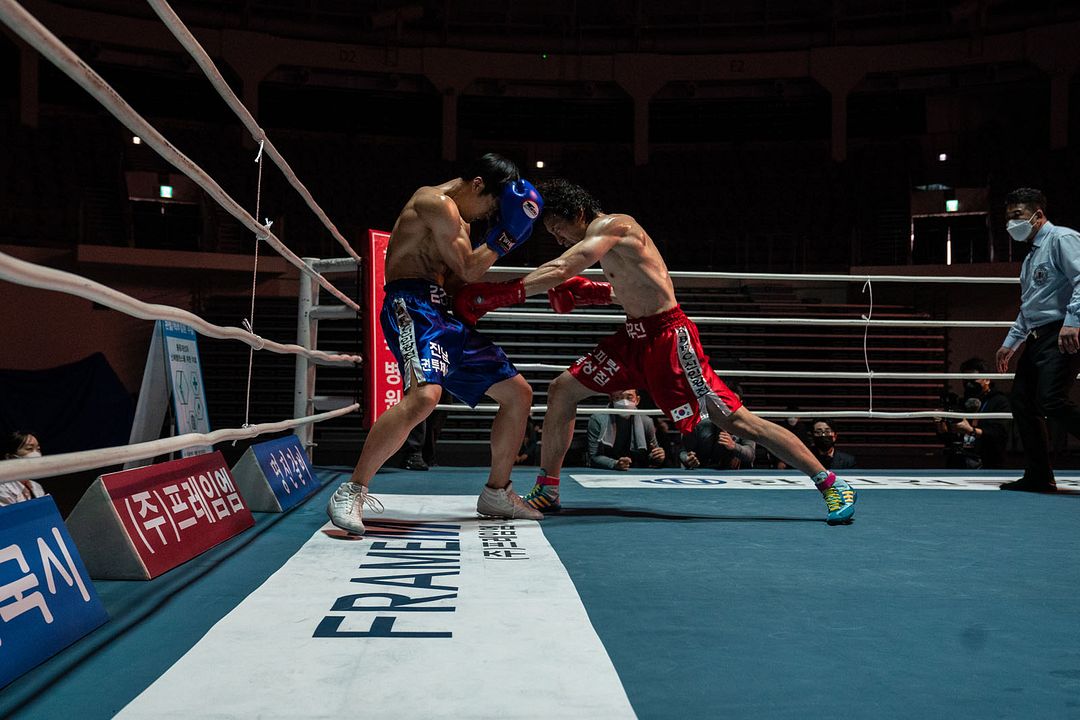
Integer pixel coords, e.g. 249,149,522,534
251,436,319,512
0,496,109,688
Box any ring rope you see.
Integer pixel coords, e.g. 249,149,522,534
241,142,267,430
514,364,1023,379
487,267,1019,284
0,404,359,485
145,0,362,264
433,404,1012,421
0,249,359,365
861,278,875,413
0,0,360,312
484,310,1011,328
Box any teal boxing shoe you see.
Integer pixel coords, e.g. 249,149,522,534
814,471,857,525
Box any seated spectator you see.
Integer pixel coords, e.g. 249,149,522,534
935,356,1011,469
680,419,756,470
586,389,666,470
653,417,682,468
1,431,48,506
515,417,540,465
809,420,857,470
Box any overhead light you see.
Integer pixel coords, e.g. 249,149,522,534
938,153,948,162
132,136,142,145
536,161,545,169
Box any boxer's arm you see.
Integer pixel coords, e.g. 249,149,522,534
521,217,629,297
418,193,498,282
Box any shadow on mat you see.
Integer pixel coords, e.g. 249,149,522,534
552,507,821,523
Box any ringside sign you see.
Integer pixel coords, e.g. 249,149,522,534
364,229,402,427
67,452,254,579
0,496,109,688
231,435,319,512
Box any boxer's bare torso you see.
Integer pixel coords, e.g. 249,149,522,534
530,212,677,319
385,180,497,290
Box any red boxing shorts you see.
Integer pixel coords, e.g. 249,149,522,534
567,306,742,434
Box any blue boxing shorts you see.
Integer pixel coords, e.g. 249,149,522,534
380,278,519,407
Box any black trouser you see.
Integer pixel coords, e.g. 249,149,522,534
1010,321,1080,479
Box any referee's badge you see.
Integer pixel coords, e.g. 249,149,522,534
1033,263,1051,286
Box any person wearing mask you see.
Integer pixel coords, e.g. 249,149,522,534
935,357,1011,469
809,420,857,470
1,431,48,506
995,188,1080,492
585,389,666,470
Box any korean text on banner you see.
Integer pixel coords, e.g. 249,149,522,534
100,452,254,579
249,435,319,512
363,229,403,427
0,496,109,688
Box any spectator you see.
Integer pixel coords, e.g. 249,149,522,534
1,431,48,507
515,417,540,465
809,420,857,470
653,417,682,468
586,389,666,470
935,357,1011,469
680,419,756,470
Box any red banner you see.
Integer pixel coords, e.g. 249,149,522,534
98,452,254,579
364,229,403,427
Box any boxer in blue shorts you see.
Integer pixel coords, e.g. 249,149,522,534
327,154,546,534
380,279,518,409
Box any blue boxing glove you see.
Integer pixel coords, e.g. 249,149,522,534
484,179,543,257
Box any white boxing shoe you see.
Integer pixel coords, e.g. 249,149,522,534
476,484,544,521
326,482,383,534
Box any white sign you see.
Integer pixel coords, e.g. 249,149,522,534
160,321,211,456
118,495,635,719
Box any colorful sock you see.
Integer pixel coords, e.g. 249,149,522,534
536,474,560,488
812,470,835,489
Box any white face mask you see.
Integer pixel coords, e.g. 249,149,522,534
613,398,636,416
20,450,42,458
1006,212,1037,242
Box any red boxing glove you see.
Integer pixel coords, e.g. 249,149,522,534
547,276,613,314
454,279,525,326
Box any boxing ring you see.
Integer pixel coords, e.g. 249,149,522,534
2,1,1080,718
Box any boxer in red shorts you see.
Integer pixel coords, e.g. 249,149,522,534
455,178,857,525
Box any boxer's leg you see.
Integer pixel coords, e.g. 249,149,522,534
328,379,440,534
523,371,598,512
713,403,857,526
476,374,545,520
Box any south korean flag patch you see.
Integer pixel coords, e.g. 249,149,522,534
671,403,694,421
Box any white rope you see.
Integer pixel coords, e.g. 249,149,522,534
0,404,359,484
0,249,360,366
484,310,1011,328
434,404,1012,421
488,267,1019,284
241,144,267,430
513,364,1027,379
861,279,874,413
145,0,362,264
0,0,360,313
